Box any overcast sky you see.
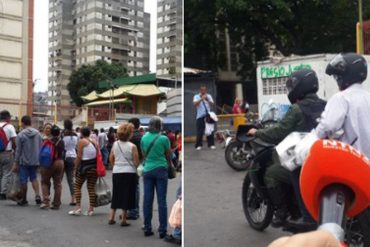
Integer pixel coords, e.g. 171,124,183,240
33,0,157,92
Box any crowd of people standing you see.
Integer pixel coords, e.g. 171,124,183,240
0,112,182,245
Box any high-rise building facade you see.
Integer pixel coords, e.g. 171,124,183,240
157,0,182,80
48,0,150,112
0,0,34,116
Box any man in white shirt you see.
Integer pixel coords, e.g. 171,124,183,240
290,53,370,235
193,85,216,150
0,110,17,200
314,53,370,241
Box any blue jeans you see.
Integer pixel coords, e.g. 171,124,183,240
172,227,181,239
100,147,109,166
128,179,140,218
143,167,168,234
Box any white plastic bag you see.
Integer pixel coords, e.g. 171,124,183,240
7,172,21,201
95,177,111,207
276,132,308,171
205,123,215,136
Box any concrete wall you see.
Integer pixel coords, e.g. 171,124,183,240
0,0,33,117
166,88,181,116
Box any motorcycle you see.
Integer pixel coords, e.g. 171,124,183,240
241,129,368,246
224,106,278,171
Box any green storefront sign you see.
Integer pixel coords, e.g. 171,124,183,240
260,63,312,79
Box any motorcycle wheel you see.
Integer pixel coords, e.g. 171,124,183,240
225,141,252,171
242,174,273,231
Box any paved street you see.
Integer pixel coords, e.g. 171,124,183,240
0,170,181,247
184,143,287,247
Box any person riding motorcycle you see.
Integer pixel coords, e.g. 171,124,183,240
247,69,326,228
307,52,370,243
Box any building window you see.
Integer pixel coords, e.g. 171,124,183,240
262,77,288,95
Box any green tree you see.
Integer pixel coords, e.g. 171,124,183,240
185,0,370,80
67,60,127,106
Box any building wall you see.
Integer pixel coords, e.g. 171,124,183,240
157,0,182,79
0,0,33,116
48,0,150,117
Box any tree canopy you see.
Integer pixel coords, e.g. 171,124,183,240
185,0,370,80
67,60,127,106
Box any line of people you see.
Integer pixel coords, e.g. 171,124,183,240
0,115,182,245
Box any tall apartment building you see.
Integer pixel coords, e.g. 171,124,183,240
0,0,34,116
157,0,182,80
49,0,150,112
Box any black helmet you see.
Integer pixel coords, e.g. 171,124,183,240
326,53,367,90
286,69,319,104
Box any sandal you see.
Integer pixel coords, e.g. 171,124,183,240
108,220,116,225
87,210,94,216
120,222,130,227
68,208,82,216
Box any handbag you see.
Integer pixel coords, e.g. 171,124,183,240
96,149,106,177
95,177,111,207
87,139,106,177
168,161,177,179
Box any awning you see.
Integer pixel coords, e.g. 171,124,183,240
97,84,164,99
125,84,163,97
97,85,136,98
85,98,131,106
81,91,99,101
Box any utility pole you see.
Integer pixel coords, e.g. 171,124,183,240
358,0,364,54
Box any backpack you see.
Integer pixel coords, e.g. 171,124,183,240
0,123,9,152
39,139,59,168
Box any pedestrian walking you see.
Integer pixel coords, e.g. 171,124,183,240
13,115,42,206
40,125,65,210
42,123,52,140
127,117,143,220
107,127,116,157
108,123,139,226
98,128,109,167
62,119,78,205
69,127,98,216
0,110,17,200
141,117,171,238
193,85,216,150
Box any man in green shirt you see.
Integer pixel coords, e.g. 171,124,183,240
141,117,172,238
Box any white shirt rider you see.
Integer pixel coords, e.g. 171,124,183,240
315,83,370,158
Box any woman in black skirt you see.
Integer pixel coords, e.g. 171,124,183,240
108,123,139,226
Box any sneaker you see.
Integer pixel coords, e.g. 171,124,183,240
196,146,202,151
17,199,29,206
40,203,49,209
35,195,42,205
126,215,138,220
159,232,167,239
144,231,154,237
0,193,6,200
164,235,182,245
210,145,216,150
